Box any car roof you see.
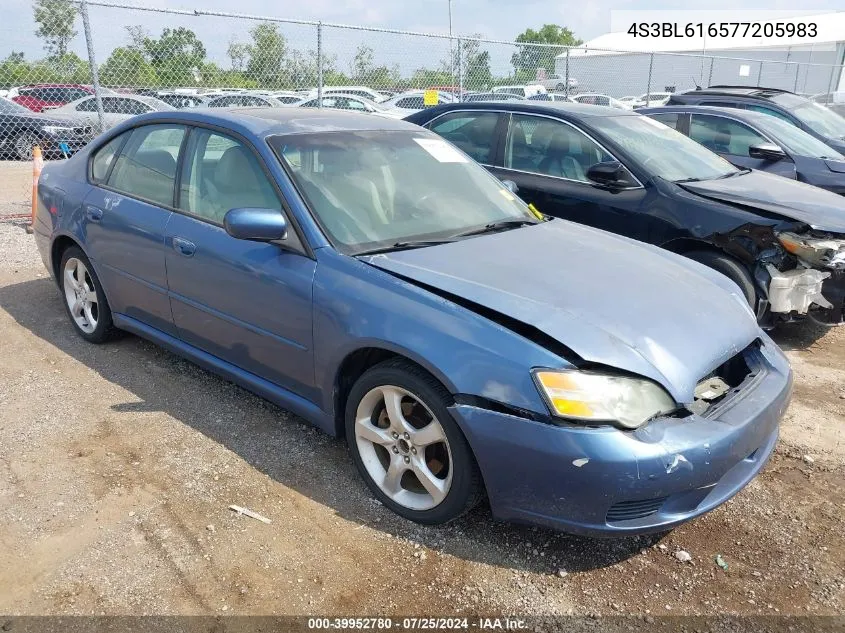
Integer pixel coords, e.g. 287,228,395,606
418,101,638,119
639,105,778,124
124,107,422,136
675,86,794,99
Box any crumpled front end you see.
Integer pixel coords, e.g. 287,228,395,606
452,335,792,537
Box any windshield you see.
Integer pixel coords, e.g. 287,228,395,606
270,131,538,254
590,115,739,182
758,114,845,159
789,102,845,140
0,97,30,115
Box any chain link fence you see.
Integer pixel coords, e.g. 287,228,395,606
2,0,844,216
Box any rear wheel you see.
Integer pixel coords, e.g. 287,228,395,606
345,360,483,524
59,246,117,343
686,250,758,309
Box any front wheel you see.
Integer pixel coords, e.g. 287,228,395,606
14,133,38,161
686,250,758,309
345,359,483,524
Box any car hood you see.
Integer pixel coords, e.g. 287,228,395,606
362,221,761,403
679,169,845,232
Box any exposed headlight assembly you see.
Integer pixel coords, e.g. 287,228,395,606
41,125,74,136
777,231,845,270
533,369,677,429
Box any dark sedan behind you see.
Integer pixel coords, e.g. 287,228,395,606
1,97,93,160
640,105,845,195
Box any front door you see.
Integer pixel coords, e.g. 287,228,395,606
164,127,317,400
489,113,648,238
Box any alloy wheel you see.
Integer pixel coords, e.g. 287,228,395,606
14,134,37,161
63,257,99,334
354,385,453,511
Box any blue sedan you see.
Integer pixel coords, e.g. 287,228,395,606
640,105,845,195
33,108,792,536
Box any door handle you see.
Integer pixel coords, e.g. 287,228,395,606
85,206,103,222
172,237,196,257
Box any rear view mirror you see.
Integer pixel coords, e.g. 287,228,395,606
502,179,519,194
749,143,787,161
586,161,633,188
224,208,288,242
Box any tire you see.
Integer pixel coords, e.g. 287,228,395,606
686,250,757,308
14,132,38,161
59,245,117,343
345,359,483,525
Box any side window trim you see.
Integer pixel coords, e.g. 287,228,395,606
499,112,643,189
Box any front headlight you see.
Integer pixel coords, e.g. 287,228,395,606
533,369,677,429
777,231,845,270
41,125,74,136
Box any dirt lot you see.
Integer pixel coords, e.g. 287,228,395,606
0,214,843,620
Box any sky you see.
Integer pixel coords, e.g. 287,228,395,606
2,0,843,78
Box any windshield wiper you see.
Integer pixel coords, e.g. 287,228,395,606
355,239,455,256
716,168,750,179
451,219,537,239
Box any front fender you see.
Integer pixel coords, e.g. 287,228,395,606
312,249,566,421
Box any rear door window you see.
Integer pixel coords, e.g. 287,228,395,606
425,111,500,164
107,125,187,207
90,132,130,183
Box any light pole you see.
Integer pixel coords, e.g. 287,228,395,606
448,0,454,90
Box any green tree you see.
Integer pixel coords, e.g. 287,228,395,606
227,40,250,72
246,22,286,88
100,47,157,88
125,25,149,52
444,36,492,91
143,27,206,85
350,44,374,81
6,51,26,64
510,24,581,80
33,0,78,58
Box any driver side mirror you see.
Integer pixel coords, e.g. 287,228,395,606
748,143,787,161
586,161,634,188
224,208,288,242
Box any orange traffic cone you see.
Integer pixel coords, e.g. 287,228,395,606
26,145,44,234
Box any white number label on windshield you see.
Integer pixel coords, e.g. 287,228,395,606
414,138,469,163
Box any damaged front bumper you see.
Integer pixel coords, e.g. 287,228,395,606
765,231,845,324
451,336,792,537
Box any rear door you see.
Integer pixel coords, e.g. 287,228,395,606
688,113,797,179
488,113,648,236
83,124,187,335
164,126,316,399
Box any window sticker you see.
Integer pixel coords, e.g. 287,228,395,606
414,138,468,163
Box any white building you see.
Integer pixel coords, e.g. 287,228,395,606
555,11,845,98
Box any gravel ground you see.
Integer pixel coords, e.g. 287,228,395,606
0,220,843,620
0,161,35,218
